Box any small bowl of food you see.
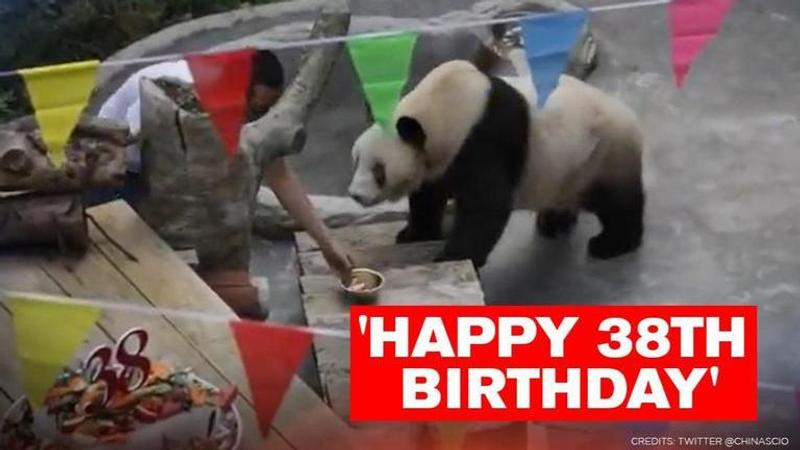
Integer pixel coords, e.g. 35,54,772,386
341,268,385,303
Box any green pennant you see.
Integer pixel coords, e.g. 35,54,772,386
348,32,418,129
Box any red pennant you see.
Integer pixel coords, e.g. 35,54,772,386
186,48,255,156
230,320,312,437
669,0,735,87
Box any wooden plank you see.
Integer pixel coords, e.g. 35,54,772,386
306,315,350,418
0,204,337,449
298,222,483,422
0,232,296,450
261,432,295,450
85,201,353,450
0,254,65,294
296,221,406,252
299,241,444,276
302,261,484,316
35,241,267,450
86,202,251,390
0,308,23,403
300,261,483,420
0,257,114,426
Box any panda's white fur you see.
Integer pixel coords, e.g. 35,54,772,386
349,124,421,205
349,60,642,213
348,59,644,264
349,61,536,206
516,74,643,211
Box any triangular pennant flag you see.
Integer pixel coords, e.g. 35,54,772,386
8,294,100,409
669,0,736,87
434,423,468,450
186,48,255,156
348,32,418,128
520,10,588,107
230,320,312,436
20,60,99,167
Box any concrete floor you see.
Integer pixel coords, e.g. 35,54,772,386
252,0,800,432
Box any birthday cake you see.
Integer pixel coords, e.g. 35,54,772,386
1,329,241,450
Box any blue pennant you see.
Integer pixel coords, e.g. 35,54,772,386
520,9,588,107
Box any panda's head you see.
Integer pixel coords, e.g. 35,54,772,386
348,60,492,207
347,119,428,207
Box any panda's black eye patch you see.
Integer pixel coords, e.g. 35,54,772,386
372,162,386,188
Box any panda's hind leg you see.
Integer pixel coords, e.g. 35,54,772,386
536,209,578,239
583,178,644,259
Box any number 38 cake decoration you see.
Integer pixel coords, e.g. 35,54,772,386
1,328,242,450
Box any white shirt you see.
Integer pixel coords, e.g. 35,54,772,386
98,60,194,172
99,59,194,136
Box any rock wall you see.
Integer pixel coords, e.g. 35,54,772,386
94,0,597,236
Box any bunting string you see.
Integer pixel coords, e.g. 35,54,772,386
0,290,349,339
0,0,674,79
0,290,794,396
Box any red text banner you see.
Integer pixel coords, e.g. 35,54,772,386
350,305,757,422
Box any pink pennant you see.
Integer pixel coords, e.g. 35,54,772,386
186,49,255,156
230,320,312,437
669,0,736,87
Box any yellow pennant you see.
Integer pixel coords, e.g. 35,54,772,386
8,294,100,409
434,422,468,450
19,60,100,167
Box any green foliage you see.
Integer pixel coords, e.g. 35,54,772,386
0,0,278,121
5,0,278,69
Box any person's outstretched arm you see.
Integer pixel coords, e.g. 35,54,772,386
265,157,353,281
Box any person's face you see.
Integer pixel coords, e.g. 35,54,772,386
249,84,282,119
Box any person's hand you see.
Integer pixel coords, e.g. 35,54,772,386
321,241,354,283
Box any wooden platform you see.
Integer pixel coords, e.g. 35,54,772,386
296,222,486,422
0,200,351,450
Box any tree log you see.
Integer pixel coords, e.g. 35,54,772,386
0,192,88,254
241,0,351,186
0,116,129,193
137,77,257,271
136,1,351,273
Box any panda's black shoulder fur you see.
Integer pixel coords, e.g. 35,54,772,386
400,73,530,267
444,74,530,189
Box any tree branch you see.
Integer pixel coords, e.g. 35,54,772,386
240,0,351,178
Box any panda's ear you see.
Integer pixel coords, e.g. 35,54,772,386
396,116,426,151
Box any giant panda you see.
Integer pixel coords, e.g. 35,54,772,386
347,59,644,268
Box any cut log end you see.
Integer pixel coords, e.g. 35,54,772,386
0,116,128,193
0,148,33,175
0,192,88,254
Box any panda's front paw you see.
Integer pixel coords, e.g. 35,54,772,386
536,209,578,239
435,250,487,268
588,233,641,259
396,225,441,244
396,226,416,243
433,251,456,263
